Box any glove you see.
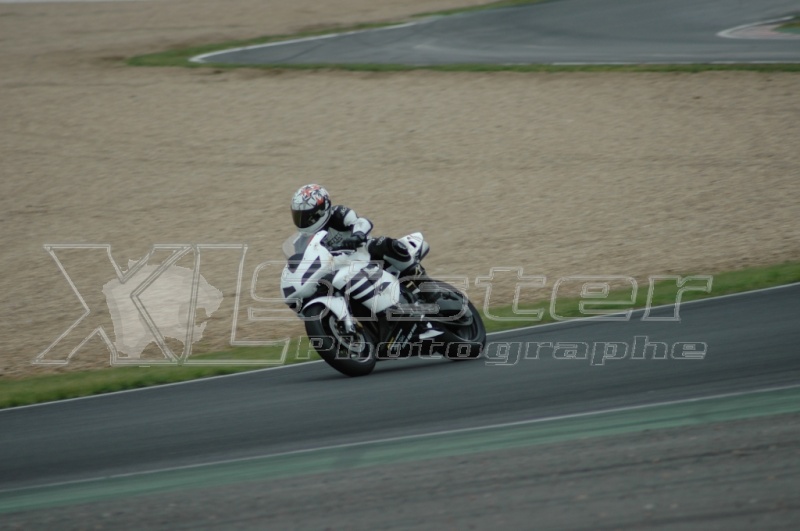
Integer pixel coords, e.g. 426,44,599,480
338,232,367,250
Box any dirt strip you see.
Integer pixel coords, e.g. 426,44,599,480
1,0,798,377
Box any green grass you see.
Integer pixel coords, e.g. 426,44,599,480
126,0,800,73
777,17,800,34
0,366,249,409
479,261,800,333
2,337,327,407
0,342,319,409
1,262,798,409
412,0,551,17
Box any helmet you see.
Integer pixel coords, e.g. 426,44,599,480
291,184,332,233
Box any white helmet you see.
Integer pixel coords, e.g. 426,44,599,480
291,184,332,234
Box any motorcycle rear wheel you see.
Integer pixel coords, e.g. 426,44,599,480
442,298,486,360
304,304,377,377
420,281,486,361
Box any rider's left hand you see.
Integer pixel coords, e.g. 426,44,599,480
338,232,366,250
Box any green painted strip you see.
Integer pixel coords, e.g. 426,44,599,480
2,385,799,514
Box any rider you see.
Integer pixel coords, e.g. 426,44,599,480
290,184,427,283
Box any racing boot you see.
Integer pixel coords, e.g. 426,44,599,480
368,236,436,301
368,236,414,273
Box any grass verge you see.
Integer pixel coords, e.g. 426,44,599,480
480,261,800,333
127,0,800,73
412,0,552,17
1,262,798,409
777,16,800,34
0,345,308,409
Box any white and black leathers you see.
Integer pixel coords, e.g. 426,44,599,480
319,206,373,248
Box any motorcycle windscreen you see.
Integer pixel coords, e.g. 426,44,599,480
282,232,313,259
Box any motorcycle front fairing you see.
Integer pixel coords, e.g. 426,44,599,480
280,231,336,306
281,231,402,333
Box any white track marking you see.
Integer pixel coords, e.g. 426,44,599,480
3,281,798,412
190,20,431,64
718,16,800,40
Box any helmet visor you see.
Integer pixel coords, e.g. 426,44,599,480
292,206,326,229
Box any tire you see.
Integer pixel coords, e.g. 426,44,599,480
422,282,486,361
303,304,377,377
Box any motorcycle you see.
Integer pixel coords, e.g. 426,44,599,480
280,231,486,377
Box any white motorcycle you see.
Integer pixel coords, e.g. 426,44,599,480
281,231,486,377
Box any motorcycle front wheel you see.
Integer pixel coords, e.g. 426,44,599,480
303,304,377,377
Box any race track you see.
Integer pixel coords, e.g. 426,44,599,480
193,0,800,65
2,286,799,503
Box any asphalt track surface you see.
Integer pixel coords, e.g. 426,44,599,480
2,284,799,496
193,0,800,66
